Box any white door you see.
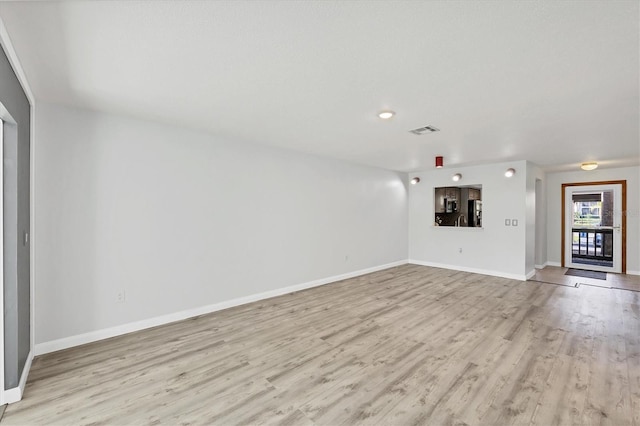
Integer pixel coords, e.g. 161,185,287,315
0,118,4,403
564,184,623,273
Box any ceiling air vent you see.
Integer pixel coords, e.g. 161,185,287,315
409,125,440,135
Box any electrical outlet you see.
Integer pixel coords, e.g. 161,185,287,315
116,290,126,303
505,219,511,226
459,247,463,253
512,219,518,226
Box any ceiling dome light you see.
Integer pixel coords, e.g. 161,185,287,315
452,173,462,182
505,168,516,177
410,177,420,185
378,110,395,119
581,162,598,171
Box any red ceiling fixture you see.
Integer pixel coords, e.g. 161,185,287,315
435,156,443,168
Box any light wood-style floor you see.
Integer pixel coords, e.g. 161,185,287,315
3,265,639,425
530,265,640,293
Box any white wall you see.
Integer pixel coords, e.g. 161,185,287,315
32,101,637,352
34,103,409,348
546,166,640,274
408,160,531,280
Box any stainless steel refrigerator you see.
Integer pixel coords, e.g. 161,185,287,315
468,200,482,227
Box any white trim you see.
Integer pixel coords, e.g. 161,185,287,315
0,117,4,403
30,103,35,353
535,262,557,269
3,388,19,405
35,260,408,355
526,269,536,280
0,16,35,105
4,350,32,404
0,17,37,352
546,261,562,267
0,15,36,405
626,270,640,276
408,259,528,281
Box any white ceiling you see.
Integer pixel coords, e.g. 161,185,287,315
1,1,638,172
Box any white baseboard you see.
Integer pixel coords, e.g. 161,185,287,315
3,387,19,405
526,269,536,280
536,261,560,269
35,260,409,356
626,270,640,276
3,350,33,404
408,259,528,281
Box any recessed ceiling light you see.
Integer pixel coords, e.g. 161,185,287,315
378,110,395,119
505,168,516,177
410,177,420,185
581,162,598,171
452,173,462,182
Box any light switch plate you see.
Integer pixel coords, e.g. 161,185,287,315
505,219,511,226
512,219,518,226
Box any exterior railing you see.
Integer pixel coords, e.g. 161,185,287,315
571,227,613,261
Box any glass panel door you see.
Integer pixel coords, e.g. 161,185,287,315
564,184,622,273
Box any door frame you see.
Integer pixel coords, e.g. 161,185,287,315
561,180,627,273
0,118,4,403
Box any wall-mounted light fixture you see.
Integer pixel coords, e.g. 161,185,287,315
505,168,516,177
410,177,420,185
452,173,462,182
581,162,598,171
435,156,443,168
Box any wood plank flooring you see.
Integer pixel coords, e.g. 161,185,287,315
530,265,640,292
3,264,638,425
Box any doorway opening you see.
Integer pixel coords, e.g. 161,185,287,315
570,190,613,269
562,181,626,274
